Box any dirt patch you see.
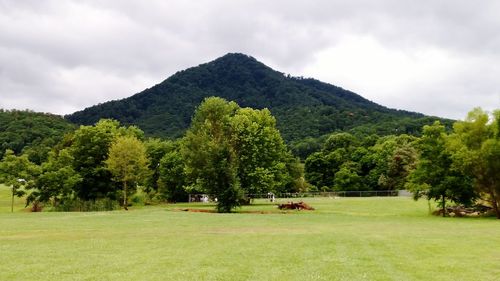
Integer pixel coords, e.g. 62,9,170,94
278,201,315,211
175,208,215,213
172,208,292,214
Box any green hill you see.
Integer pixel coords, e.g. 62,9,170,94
66,53,451,141
0,109,75,162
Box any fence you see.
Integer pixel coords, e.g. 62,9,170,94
189,190,407,202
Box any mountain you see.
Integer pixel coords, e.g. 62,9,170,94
66,53,451,141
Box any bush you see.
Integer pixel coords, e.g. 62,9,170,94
51,198,119,212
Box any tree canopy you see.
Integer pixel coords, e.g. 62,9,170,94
182,97,300,212
106,135,150,210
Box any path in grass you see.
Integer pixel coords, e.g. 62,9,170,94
0,189,499,280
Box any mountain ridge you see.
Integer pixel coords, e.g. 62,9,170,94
66,53,449,141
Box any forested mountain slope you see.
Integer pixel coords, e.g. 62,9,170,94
66,53,451,141
0,110,75,162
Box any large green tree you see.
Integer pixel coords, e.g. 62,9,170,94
449,108,500,218
182,97,242,212
406,122,474,216
26,149,82,207
231,107,297,195
66,119,143,200
182,97,297,212
105,136,150,210
0,150,40,212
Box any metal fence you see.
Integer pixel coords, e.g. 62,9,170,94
189,190,406,202
250,190,399,199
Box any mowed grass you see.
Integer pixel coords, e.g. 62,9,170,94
0,184,27,213
0,185,499,281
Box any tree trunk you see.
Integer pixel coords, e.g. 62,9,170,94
441,195,446,217
11,186,14,213
123,181,128,211
486,186,500,219
491,192,499,219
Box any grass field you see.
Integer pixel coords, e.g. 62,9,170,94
0,185,499,281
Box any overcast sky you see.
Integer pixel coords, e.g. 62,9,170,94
1,0,499,119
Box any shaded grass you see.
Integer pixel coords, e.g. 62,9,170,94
0,186,499,280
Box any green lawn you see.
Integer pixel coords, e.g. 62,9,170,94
0,185,499,281
0,184,28,213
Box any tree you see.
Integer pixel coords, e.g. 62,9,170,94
304,152,333,190
26,149,82,207
66,119,143,201
449,108,500,218
304,133,356,190
158,149,188,202
333,162,364,191
182,97,297,212
182,97,242,212
144,139,176,202
0,150,40,212
406,122,474,216
323,132,357,152
231,107,296,195
370,135,418,190
105,136,150,210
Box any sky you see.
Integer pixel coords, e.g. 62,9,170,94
1,0,499,120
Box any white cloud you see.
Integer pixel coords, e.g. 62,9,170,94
0,0,499,118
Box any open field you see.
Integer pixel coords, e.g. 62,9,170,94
0,185,499,281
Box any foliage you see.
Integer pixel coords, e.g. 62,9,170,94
182,97,299,212
305,132,419,191
448,108,500,218
0,150,40,211
406,122,475,214
0,109,75,163
65,119,144,200
158,149,188,202
51,198,119,212
370,135,418,191
182,97,242,212
231,107,297,195
144,138,176,200
66,53,452,143
105,135,150,210
26,149,82,207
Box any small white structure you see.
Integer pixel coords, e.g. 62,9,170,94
267,192,275,202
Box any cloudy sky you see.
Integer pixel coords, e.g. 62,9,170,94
1,0,499,119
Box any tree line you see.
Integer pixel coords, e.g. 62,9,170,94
0,100,498,217
0,97,303,213
304,108,499,218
